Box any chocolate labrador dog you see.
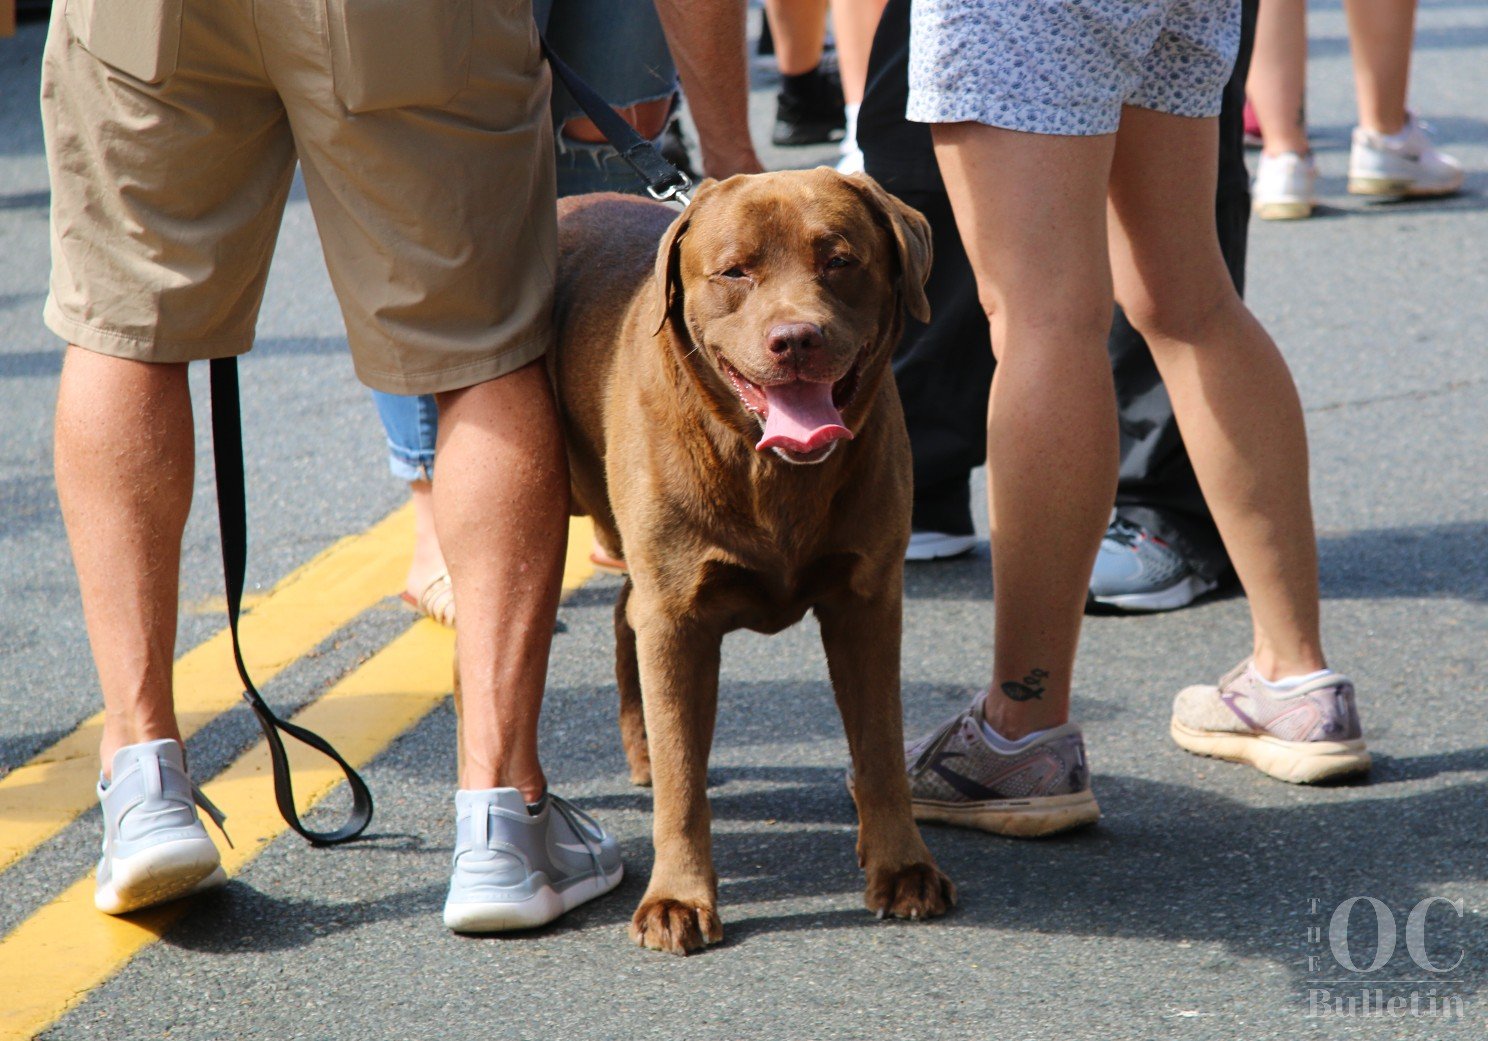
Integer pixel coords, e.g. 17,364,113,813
552,168,955,954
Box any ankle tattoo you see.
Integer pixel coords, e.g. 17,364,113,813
999,668,1049,702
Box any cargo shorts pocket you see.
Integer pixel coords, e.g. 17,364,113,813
327,0,473,113
65,0,184,85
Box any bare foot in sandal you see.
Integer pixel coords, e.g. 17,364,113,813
402,479,455,627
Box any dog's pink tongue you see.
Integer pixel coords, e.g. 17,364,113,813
756,381,852,454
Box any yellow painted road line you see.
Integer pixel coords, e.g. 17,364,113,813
0,620,457,1041
562,513,598,593
0,504,416,876
0,515,599,1041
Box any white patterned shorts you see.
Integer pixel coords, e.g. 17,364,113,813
907,0,1241,136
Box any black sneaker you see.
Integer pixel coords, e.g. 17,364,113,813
772,66,845,147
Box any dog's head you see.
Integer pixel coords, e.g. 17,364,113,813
649,169,931,465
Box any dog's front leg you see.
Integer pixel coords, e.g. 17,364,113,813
628,610,724,955
816,586,956,922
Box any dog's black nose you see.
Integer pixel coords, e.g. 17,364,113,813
765,322,825,358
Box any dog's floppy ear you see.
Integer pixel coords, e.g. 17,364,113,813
649,178,718,336
846,172,933,323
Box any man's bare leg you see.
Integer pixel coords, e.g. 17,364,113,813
54,347,194,777
434,361,568,798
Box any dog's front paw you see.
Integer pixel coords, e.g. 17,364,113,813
630,897,724,955
865,862,956,922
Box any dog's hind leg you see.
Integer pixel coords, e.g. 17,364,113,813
614,579,651,786
816,585,956,923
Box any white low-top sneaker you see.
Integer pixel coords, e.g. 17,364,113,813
1252,151,1318,221
95,739,228,915
1348,116,1464,198
444,788,622,933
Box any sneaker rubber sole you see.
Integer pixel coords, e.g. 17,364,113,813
444,862,624,933
1348,175,1460,198
1088,573,1217,613
911,790,1101,838
95,837,223,915
1254,199,1314,221
1170,718,1372,784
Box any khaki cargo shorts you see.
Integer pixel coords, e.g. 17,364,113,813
41,0,556,394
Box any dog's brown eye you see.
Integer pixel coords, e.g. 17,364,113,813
720,266,746,279
825,255,856,270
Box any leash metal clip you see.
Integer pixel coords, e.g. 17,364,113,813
648,171,694,208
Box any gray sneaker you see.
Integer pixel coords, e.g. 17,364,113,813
904,695,1100,837
95,739,228,915
1171,661,1370,783
444,788,623,933
1088,517,1217,612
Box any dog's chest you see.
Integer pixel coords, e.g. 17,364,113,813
690,552,861,634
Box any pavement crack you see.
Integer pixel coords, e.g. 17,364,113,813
1306,377,1487,414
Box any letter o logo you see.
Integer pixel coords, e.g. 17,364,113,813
1329,896,1396,973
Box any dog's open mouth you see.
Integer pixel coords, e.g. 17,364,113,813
718,347,866,463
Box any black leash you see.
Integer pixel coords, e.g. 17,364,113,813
539,35,694,206
204,40,687,847
210,358,373,845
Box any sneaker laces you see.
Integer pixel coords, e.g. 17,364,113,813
1105,516,1145,549
191,783,233,849
547,793,604,879
907,702,980,776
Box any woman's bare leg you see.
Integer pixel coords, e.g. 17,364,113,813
1107,107,1326,680
764,0,830,75
1247,0,1310,155
932,123,1119,739
1343,0,1417,135
830,0,889,106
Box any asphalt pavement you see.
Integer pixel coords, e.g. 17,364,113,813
2,4,1487,1039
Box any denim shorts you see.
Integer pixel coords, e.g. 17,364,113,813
537,0,678,196
908,0,1240,136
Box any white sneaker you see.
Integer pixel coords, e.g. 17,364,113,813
444,788,622,933
1348,116,1464,198
905,531,977,562
95,739,228,915
1252,151,1317,221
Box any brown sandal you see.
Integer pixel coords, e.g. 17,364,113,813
401,571,455,628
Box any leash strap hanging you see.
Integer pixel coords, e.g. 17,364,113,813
209,358,374,846
540,35,693,206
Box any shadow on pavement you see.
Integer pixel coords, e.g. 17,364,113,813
698,769,1488,1007
1319,521,1488,601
